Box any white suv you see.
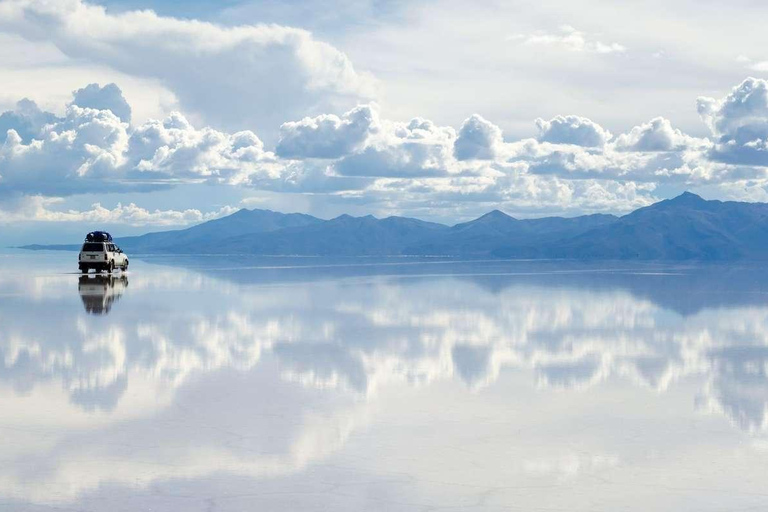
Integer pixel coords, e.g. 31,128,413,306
79,241,129,273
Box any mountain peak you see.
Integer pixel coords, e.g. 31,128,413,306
479,209,515,221
670,191,705,204
451,209,519,233
332,213,377,222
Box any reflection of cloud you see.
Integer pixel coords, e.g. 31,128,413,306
452,344,495,389
2,262,768,506
3,268,768,435
696,345,768,433
0,368,372,502
535,355,610,390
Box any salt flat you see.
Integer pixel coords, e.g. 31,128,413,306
1,252,767,511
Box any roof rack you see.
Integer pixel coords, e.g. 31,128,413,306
85,231,113,242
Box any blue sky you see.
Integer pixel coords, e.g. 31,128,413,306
1,0,768,243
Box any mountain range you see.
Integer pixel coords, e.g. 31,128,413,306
21,192,768,260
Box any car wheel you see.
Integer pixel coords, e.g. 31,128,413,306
108,261,114,274
123,260,129,271
80,266,88,274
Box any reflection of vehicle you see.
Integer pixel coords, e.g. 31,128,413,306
78,274,129,315
78,232,128,273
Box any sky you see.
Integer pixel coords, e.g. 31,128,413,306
2,0,768,243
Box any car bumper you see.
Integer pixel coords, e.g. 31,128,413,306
79,263,110,271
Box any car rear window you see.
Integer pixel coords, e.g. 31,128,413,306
82,243,105,252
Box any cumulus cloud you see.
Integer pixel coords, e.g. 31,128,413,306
0,105,130,196
698,77,768,165
0,196,238,226
332,115,457,178
614,117,700,152
0,98,59,143
524,141,736,184
70,83,132,123
0,0,376,135
125,112,281,184
0,88,282,197
334,144,449,178
535,115,612,147
511,25,626,54
454,114,504,161
5,76,768,222
276,104,379,159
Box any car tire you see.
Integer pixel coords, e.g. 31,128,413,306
80,266,88,274
123,260,129,271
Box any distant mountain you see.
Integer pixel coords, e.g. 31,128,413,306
21,193,768,260
528,192,768,260
409,210,617,256
206,214,449,256
116,208,322,253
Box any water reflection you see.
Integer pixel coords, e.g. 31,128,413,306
0,257,768,510
78,274,129,315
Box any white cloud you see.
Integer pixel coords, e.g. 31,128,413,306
334,144,450,178
0,86,284,197
0,196,238,226
698,77,768,165
523,141,734,184
276,104,379,159
333,115,457,178
0,97,59,143
0,104,130,196
0,0,377,135
512,25,626,54
125,112,281,184
614,117,700,152
5,76,768,223
535,115,612,147
454,114,504,161
70,83,132,123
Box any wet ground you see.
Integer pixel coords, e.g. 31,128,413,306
1,251,767,511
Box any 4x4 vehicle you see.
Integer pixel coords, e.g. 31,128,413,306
78,232,128,273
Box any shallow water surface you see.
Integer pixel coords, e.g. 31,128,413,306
1,252,767,511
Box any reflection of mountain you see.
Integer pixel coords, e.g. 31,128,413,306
153,257,768,317
78,274,128,314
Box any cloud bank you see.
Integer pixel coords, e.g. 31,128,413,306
1,77,768,225
0,196,237,225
